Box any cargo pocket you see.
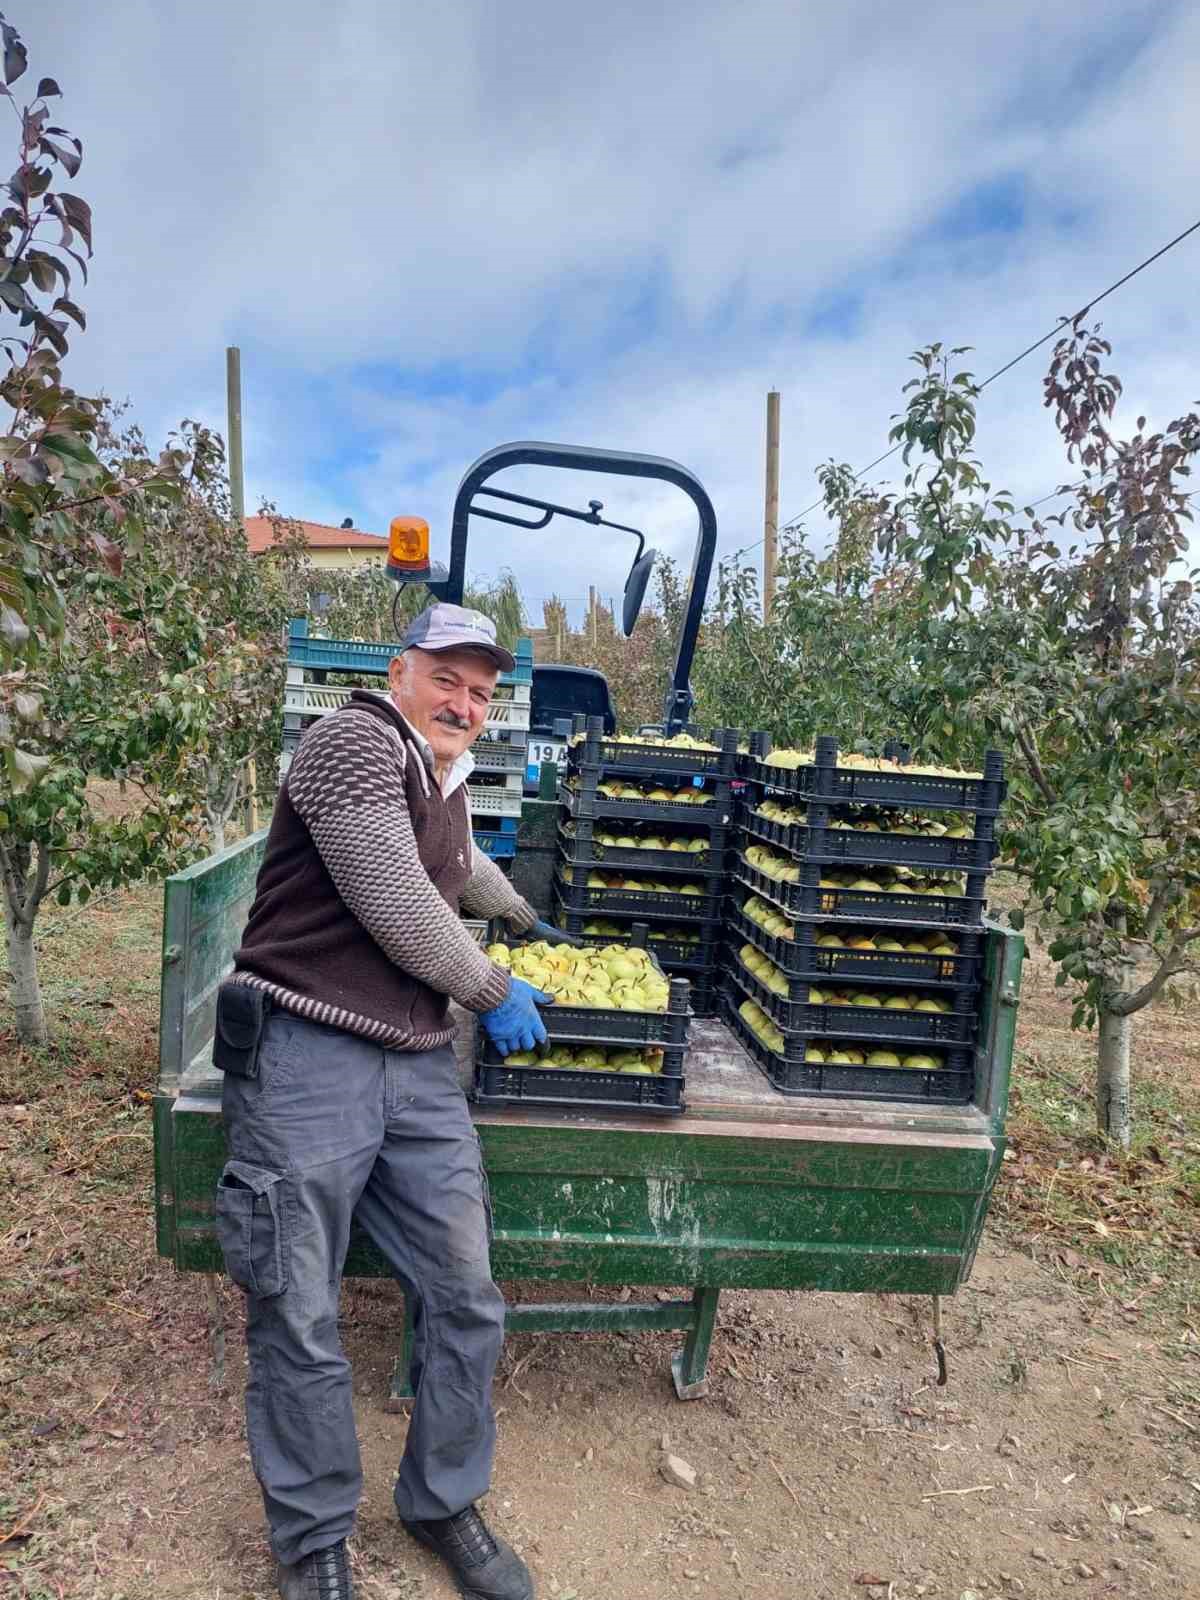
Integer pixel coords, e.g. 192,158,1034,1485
214,1161,289,1297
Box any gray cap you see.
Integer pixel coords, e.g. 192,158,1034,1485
398,601,515,673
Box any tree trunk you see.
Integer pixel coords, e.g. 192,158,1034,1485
3,894,47,1046
1096,1003,1132,1149
205,765,240,855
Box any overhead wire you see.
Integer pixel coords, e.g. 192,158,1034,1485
726,216,1200,564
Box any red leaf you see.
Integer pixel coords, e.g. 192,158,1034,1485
90,528,123,576
2,22,27,86
59,192,92,252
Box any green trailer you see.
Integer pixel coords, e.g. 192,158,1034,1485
153,819,1023,1401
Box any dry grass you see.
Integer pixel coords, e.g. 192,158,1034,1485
993,928,1200,1321
1,881,1198,1593
0,883,180,1598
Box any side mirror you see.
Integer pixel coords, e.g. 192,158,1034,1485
622,547,657,637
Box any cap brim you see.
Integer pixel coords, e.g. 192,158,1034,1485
412,638,516,674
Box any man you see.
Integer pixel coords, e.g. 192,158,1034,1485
212,602,554,1600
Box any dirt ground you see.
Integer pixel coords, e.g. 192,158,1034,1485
2,886,1199,1600
4,1241,1200,1600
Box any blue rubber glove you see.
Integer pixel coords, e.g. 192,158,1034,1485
479,976,553,1056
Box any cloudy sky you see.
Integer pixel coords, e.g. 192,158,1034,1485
28,1,1200,622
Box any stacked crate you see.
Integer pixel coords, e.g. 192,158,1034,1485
473,929,692,1115
281,618,532,860
722,734,1005,1104
551,718,739,1016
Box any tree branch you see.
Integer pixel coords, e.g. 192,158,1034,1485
1012,716,1056,806
25,841,52,922
1109,925,1200,1016
0,832,26,926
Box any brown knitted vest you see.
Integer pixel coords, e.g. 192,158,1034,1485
234,692,473,1045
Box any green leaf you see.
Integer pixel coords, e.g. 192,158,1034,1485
38,428,100,466
9,746,51,791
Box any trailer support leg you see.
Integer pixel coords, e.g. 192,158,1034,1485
385,1294,418,1412
672,1286,719,1400
386,1286,721,1408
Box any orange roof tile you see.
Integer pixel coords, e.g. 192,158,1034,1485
243,516,389,554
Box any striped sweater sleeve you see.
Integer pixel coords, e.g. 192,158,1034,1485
286,711,510,1013
460,844,538,930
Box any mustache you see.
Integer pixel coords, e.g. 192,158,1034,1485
434,710,472,732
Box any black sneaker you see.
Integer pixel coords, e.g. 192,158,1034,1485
402,1504,533,1600
276,1539,354,1600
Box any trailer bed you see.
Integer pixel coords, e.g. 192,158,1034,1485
155,831,1020,1397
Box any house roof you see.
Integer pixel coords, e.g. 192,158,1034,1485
243,516,390,554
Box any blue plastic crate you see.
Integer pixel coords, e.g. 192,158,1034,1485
475,815,518,836
473,830,518,859
287,620,533,687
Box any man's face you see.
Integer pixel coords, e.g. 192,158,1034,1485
388,646,498,766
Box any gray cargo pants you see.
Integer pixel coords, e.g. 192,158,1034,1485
214,1009,505,1567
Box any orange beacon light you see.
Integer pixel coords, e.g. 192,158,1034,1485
386,516,431,580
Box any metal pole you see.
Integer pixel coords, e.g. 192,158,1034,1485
589,585,597,649
763,389,780,623
226,346,245,524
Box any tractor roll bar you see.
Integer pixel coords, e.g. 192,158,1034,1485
437,441,717,732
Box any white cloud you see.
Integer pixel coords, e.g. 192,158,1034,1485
20,0,1200,622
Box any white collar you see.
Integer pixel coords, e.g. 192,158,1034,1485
369,692,475,798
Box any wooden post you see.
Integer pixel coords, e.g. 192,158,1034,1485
227,348,254,823
226,346,245,525
246,759,259,833
763,389,780,623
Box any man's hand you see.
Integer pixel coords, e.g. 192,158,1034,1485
479,976,553,1056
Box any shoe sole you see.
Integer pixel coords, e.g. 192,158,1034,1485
401,1521,532,1600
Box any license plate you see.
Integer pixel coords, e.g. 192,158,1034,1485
526,739,567,780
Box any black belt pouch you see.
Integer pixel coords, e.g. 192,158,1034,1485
212,983,271,1079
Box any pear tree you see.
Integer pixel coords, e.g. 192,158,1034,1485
0,13,186,778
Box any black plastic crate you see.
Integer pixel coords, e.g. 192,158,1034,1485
495,936,690,1046
739,804,997,872
536,984,690,1046
474,1052,686,1116
741,734,1005,814
557,823,728,877
723,954,977,1043
571,922,719,966
568,721,740,778
725,900,982,987
670,973,719,1017
719,993,975,1105
734,857,987,930
563,776,733,826
554,872,724,922
553,895,723,944
648,932,722,970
